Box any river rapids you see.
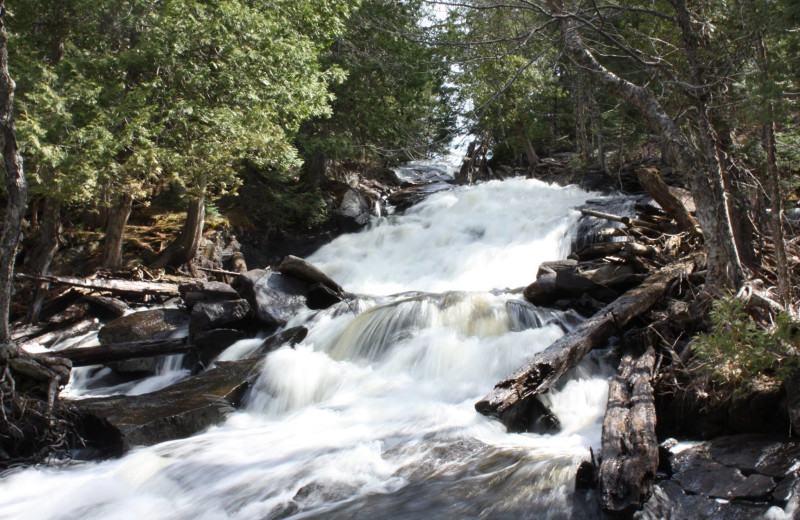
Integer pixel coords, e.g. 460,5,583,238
1,165,617,519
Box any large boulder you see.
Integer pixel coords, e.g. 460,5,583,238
179,281,240,309
336,188,372,231
189,299,251,335
277,255,344,293
72,359,259,453
237,269,308,328
194,328,247,367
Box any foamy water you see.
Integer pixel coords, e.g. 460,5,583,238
0,166,612,520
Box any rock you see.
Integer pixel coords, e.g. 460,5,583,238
247,326,308,359
277,255,344,293
97,309,189,345
585,263,642,289
336,188,371,231
194,329,247,367
671,446,776,500
72,359,259,452
523,273,557,305
773,472,800,506
189,299,251,335
639,481,772,520
555,269,619,302
179,281,240,309
237,270,308,328
307,283,344,310
707,435,800,478
536,259,579,279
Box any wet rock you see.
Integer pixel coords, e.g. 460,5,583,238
237,269,308,329
637,481,771,520
72,359,259,452
307,283,344,310
336,188,372,231
773,472,800,506
707,435,800,478
247,326,308,359
194,329,247,367
189,299,251,335
671,446,776,500
98,308,189,345
523,273,557,305
555,269,619,302
277,255,344,293
536,259,579,278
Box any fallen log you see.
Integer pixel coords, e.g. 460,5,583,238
636,167,699,235
572,241,656,261
19,318,100,351
47,337,191,367
599,344,658,515
15,273,180,296
475,257,696,432
580,209,659,231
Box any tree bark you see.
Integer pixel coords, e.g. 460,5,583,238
587,85,609,174
15,273,181,296
516,122,540,173
0,3,26,343
475,257,696,431
50,337,191,367
599,344,658,515
25,197,62,324
102,193,133,269
302,150,327,189
550,3,744,290
151,194,206,270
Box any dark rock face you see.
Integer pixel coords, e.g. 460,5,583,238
336,188,372,231
639,435,800,519
194,329,247,367
97,309,189,345
247,326,308,359
189,299,251,335
237,270,308,328
72,359,259,452
307,283,344,310
277,255,344,293
785,371,800,435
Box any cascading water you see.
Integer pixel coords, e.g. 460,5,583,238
0,165,613,520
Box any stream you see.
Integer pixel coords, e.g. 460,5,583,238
0,163,615,519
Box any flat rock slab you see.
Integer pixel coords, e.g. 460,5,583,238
640,481,772,520
238,270,308,328
707,435,800,478
671,448,776,500
72,359,259,452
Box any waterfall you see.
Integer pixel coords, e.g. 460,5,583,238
0,165,611,520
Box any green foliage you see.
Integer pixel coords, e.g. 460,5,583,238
692,298,800,395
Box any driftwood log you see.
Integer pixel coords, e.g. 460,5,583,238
599,344,658,515
580,209,659,231
475,257,696,431
46,338,192,367
16,273,180,296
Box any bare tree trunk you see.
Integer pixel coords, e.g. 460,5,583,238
516,122,540,173
587,85,609,174
151,194,206,270
764,122,791,307
0,4,26,343
25,197,61,323
551,5,744,290
302,150,327,189
102,193,133,269
574,72,589,161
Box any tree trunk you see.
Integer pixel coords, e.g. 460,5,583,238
151,194,206,270
574,71,589,161
764,122,791,308
25,197,62,324
587,85,609,174
516,122,540,173
50,337,191,367
302,150,327,189
102,193,133,269
635,167,699,235
551,7,744,290
0,3,26,343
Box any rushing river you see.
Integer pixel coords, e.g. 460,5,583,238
0,165,614,519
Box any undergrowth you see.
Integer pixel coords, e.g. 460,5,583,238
692,297,800,396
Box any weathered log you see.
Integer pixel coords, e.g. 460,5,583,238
48,337,191,367
15,273,180,296
475,257,695,431
19,318,99,351
580,209,659,231
572,242,656,261
636,167,699,235
196,266,244,278
599,344,658,515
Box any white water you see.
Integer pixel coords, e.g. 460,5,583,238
0,168,611,520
